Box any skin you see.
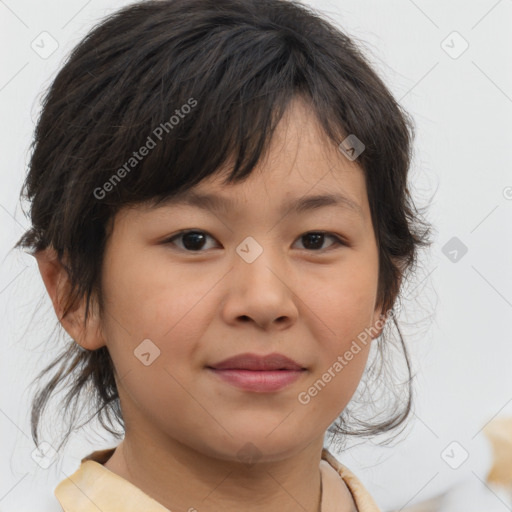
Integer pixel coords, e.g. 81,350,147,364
36,97,386,512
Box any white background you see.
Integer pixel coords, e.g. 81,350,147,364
1,1,511,511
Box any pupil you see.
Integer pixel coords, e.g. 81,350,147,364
303,233,323,250
183,232,205,250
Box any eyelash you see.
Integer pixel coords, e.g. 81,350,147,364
163,230,348,253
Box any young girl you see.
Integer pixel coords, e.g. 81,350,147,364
15,0,432,510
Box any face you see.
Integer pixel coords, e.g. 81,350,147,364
93,98,384,462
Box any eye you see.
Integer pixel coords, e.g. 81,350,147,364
165,230,219,252
163,230,348,253
294,231,347,251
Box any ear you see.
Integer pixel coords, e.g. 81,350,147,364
370,296,397,340
370,304,386,340
370,269,403,340
34,247,106,351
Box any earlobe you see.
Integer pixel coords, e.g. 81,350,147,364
34,247,106,351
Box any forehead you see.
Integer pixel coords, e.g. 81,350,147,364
149,188,365,223
153,98,367,212
112,97,371,236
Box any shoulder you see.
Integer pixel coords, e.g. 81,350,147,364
54,447,170,512
321,448,382,512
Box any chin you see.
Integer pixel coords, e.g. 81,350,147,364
195,431,310,465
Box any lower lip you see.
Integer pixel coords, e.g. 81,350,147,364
207,368,305,392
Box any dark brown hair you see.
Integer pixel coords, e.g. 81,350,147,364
15,0,433,454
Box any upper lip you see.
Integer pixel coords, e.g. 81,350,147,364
207,352,305,371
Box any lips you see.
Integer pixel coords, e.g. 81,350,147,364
207,352,305,371
206,353,307,392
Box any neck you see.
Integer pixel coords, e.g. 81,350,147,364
104,432,325,512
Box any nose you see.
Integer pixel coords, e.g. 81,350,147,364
220,240,299,331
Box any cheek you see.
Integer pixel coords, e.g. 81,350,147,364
102,247,205,334
300,255,379,343
101,255,219,381
298,339,372,427
293,321,372,439
99,271,210,427
295,255,377,415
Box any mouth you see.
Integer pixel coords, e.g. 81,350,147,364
206,352,307,393
206,368,306,393
207,352,306,371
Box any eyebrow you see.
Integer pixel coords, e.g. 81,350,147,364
154,190,364,218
